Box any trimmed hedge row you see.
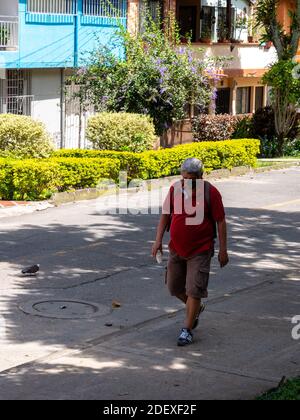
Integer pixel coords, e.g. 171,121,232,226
0,139,260,200
0,157,119,201
54,139,260,179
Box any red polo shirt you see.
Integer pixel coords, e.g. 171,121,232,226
164,182,225,258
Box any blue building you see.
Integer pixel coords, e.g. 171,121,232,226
0,0,127,147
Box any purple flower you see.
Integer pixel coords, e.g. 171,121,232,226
158,66,167,76
211,88,218,101
188,51,193,63
77,66,87,76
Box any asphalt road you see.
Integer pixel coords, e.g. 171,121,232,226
0,167,299,400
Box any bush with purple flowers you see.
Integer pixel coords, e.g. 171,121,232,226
71,13,224,136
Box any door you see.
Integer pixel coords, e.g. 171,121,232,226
178,6,197,42
255,86,264,111
216,88,231,114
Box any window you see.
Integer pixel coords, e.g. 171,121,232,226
27,0,77,15
0,70,33,116
217,7,236,40
236,87,251,114
83,0,126,18
255,86,264,111
200,6,214,40
216,88,231,114
199,6,236,42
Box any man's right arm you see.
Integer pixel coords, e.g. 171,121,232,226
152,214,171,257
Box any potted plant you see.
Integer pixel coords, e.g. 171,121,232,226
218,21,230,43
232,12,247,43
199,27,212,44
247,14,256,43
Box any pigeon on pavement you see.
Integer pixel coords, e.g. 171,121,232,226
21,264,40,275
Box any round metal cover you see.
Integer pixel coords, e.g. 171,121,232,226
19,299,110,320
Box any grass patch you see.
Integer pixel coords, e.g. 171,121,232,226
257,377,300,400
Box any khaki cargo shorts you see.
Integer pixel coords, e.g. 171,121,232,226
166,249,214,299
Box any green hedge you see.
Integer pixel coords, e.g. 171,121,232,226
1,139,260,201
86,112,156,152
54,139,260,179
0,157,120,201
0,114,54,158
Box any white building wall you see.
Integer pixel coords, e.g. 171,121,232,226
194,44,277,70
31,69,62,147
0,0,18,16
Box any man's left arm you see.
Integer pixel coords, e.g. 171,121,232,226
217,218,229,268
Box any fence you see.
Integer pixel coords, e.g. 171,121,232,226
0,16,18,49
83,0,127,17
64,84,94,149
0,96,34,116
27,0,126,17
27,0,77,15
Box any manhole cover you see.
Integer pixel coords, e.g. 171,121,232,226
19,300,110,320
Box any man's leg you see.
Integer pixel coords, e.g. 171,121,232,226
185,297,202,330
175,292,187,304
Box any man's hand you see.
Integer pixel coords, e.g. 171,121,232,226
218,249,229,268
152,241,163,258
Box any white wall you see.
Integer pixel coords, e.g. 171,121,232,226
31,69,62,144
0,0,18,16
194,44,278,70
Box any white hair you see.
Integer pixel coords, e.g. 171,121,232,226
181,158,203,177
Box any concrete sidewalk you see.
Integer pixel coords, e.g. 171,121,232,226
0,167,299,400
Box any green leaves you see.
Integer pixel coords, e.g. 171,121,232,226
0,114,54,159
71,13,216,135
263,60,300,106
86,112,156,152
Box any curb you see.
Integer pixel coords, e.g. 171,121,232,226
1,162,298,215
0,201,54,218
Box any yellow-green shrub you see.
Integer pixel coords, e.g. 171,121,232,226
53,157,120,190
0,114,54,158
54,139,260,179
86,112,157,152
0,139,260,200
0,157,121,200
0,159,60,200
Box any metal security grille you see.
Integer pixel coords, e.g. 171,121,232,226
0,70,33,116
0,96,34,116
27,0,77,15
0,16,18,49
83,0,126,18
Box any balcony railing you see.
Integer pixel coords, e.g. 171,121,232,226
83,0,126,18
27,0,77,15
0,96,34,116
0,17,18,49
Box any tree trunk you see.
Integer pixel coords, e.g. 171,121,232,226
273,88,297,156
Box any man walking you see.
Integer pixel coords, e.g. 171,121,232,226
152,158,229,346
